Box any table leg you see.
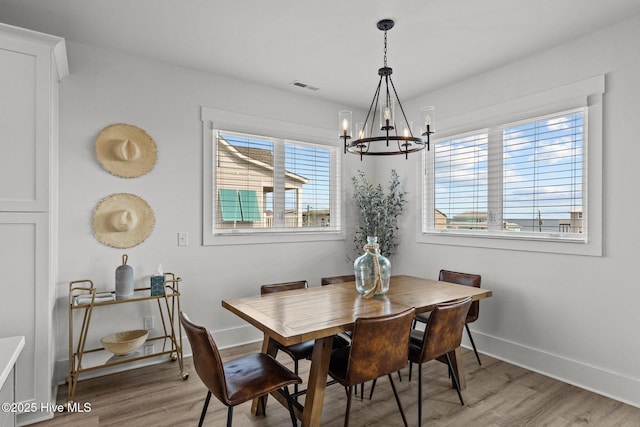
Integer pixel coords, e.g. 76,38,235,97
301,336,333,427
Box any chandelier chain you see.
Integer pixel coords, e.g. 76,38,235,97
383,30,388,68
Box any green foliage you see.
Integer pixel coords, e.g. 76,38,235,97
352,169,406,257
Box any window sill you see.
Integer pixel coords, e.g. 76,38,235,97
203,230,345,246
417,230,601,256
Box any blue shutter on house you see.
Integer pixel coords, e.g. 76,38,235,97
218,189,243,221
239,190,261,221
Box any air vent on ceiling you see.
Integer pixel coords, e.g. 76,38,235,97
291,80,319,91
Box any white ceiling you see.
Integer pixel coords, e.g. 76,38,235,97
1,0,640,108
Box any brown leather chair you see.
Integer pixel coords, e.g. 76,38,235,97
414,270,483,365
328,307,415,427
180,312,301,427
409,297,472,427
260,280,349,396
320,274,356,285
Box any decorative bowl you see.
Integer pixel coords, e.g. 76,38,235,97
101,330,149,356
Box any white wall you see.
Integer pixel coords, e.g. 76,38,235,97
55,41,369,377
380,15,640,407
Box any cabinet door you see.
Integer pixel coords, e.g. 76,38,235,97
0,37,52,212
0,213,50,405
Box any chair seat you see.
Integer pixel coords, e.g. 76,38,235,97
327,346,350,384
414,311,431,324
278,335,350,361
224,353,301,406
277,340,316,360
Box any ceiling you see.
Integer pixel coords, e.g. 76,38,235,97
1,0,640,108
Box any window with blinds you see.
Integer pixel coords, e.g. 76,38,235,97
502,109,584,235
425,107,586,242
433,132,489,231
214,130,339,234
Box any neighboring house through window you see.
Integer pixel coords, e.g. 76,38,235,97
201,107,342,245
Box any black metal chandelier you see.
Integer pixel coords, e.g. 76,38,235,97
340,19,434,160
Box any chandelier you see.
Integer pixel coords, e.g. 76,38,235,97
340,19,434,159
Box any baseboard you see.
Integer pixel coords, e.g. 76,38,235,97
464,330,640,409
214,324,263,349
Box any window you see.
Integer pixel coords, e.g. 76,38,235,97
420,75,604,255
426,108,585,241
201,107,342,245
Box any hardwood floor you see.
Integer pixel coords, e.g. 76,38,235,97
34,344,640,426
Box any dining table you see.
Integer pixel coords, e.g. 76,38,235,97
222,274,492,427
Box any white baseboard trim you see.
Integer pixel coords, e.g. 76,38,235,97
464,330,640,409
214,324,263,350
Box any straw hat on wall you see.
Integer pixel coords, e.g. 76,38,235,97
93,193,155,248
95,123,157,178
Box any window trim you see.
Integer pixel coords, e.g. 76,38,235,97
418,75,604,256
202,107,345,246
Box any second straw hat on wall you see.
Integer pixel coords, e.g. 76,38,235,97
93,193,155,249
95,123,157,178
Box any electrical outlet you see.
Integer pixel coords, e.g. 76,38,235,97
144,343,154,355
144,316,154,330
178,232,188,246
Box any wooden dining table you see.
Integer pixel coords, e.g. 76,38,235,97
222,274,492,427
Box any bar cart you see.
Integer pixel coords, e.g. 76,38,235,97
66,273,188,407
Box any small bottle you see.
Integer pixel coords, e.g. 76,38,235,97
115,254,134,300
354,236,391,297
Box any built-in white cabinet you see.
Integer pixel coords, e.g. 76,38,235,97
0,23,68,425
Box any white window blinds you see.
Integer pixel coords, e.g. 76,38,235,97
433,132,489,231
214,130,339,234
502,109,584,235
426,107,586,241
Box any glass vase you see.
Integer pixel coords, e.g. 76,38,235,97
354,236,391,298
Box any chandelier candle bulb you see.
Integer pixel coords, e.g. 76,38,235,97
421,106,435,136
339,110,352,153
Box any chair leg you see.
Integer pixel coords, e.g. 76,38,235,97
418,363,423,427
294,359,299,396
226,406,233,427
466,324,482,366
408,362,413,381
283,386,298,427
388,374,408,427
445,353,464,406
198,391,212,427
344,385,353,427
260,395,267,416
368,379,377,400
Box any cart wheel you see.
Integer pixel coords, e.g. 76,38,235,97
170,353,178,361
182,372,189,380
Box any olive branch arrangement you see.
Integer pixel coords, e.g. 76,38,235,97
352,169,407,257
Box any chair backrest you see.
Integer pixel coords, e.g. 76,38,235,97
321,274,356,286
260,280,308,294
179,312,229,404
416,297,472,364
439,269,481,322
345,307,415,385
